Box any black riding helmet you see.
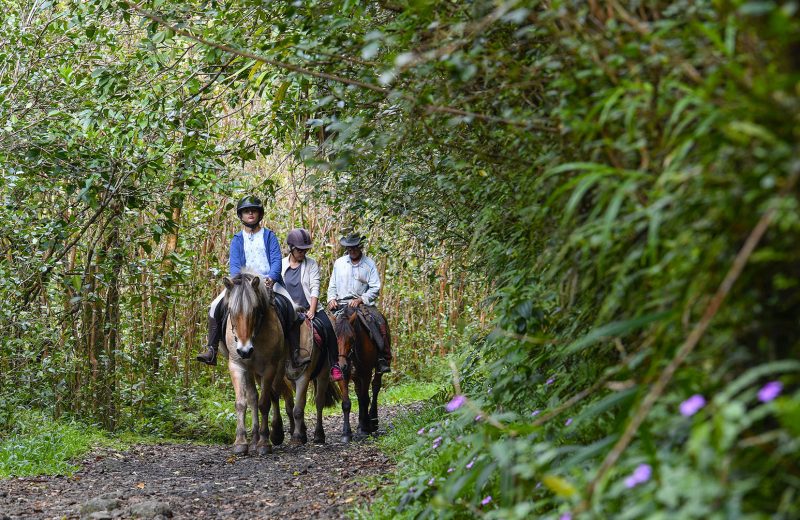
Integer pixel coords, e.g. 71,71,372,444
236,195,264,229
287,228,313,250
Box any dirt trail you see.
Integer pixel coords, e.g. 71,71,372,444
0,404,417,519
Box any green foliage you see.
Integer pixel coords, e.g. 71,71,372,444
3,0,800,517
0,411,113,478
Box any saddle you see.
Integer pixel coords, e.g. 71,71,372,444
355,306,390,355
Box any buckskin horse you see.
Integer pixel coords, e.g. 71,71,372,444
333,305,388,442
219,270,292,455
287,318,341,445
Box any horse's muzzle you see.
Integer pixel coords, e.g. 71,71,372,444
340,362,349,376
236,345,254,359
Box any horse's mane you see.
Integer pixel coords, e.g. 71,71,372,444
334,305,357,342
226,269,272,322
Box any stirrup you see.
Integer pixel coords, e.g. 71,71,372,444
376,358,391,374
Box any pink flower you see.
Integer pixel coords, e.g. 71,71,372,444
446,395,467,412
481,495,492,505
624,463,652,488
679,394,706,417
758,381,783,402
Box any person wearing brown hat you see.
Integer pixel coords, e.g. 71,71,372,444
326,232,392,375
281,228,337,376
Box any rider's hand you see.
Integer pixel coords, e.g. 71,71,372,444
327,299,337,311
305,309,314,320
265,277,275,289
348,297,363,308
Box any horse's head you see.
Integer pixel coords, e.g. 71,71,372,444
333,305,359,375
224,270,272,359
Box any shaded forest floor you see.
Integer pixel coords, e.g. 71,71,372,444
0,403,420,519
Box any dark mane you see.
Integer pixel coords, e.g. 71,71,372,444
226,270,272,331
334,305,357,342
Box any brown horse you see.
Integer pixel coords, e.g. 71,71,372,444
219,270,292,455
287,319,341,444
333,305,387,442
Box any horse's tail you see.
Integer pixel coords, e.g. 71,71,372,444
280,377,295,402
313,377,341,408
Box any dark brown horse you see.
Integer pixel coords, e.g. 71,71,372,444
333,305,387,442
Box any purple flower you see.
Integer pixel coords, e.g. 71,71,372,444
758,381,783,403
447,467,454,473
428,477,435,485
475,414,482,422
559,514,572,520
446,395,467,412
432,436,443,449
466,459,475,469
546,377,555,385
417,427,425,435
624,463,652,488
481,495,492,505
679,394,706,417
565,418,573,426
531,409,541,417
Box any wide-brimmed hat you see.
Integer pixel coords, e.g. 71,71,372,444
287,228,313,250
339,232,365,248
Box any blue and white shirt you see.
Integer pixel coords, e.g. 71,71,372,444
326,254,381,306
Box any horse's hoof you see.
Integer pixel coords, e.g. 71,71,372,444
233,444,249,455
271,432,285,446
313,434,325,445
258,444,272,456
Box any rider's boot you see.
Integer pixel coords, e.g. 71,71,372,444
376,357,391,374
330,364,344,382
196,316,218,366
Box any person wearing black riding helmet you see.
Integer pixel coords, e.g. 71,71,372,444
196,195,289,366
326,232,392,376
280,228,338,376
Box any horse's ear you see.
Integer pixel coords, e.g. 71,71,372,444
223,277,234,291
251,276,261,289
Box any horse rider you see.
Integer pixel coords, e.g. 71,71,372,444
326,232,392,377
280,228,338,376
196,195,294,366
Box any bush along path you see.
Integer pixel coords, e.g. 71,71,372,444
0,404,421,520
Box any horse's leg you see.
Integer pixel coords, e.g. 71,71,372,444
267,367,285,447
284,379,295,439
339,379,352,443
229,364,250,455
313,370,330,444
291,372,310,445
244,372,260,454
256,376,272,456
368,370,382,434
354,373,372,439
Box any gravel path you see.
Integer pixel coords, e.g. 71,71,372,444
0,404,418,519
